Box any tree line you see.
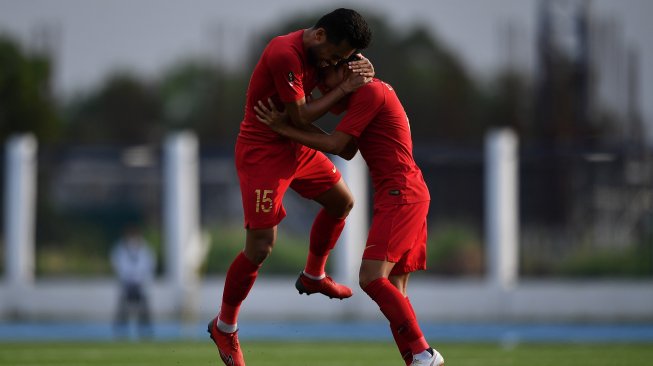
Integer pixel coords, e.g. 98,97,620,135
1,11,618,148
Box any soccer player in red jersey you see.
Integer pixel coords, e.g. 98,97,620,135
254,61,445,366
207,8,374,366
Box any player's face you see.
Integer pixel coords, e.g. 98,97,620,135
310,28,356,67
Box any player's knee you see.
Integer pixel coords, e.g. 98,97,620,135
358,277,369,290
245,233,275,264
330,195,354,219
358,271,380,290
342,197,354,217
246,242,273,264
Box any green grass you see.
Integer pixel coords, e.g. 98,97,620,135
1,341,652,366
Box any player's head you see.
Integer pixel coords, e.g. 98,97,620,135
308,8,372,67
319,58,354,91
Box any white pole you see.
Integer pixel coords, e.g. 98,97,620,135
485,129,519,290
3,134,37,288
333,153,369,288
163,131,201,319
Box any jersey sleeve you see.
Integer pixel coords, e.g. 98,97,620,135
335,83,385,138
267,46,305,103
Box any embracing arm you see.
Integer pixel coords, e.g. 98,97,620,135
255,99,358,160
285,85,350,127
285,55,374,127
278,123,357,160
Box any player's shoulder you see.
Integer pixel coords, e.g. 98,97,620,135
267,30,303,53
264,35,303,68
354,79,388,101
361,78,392,91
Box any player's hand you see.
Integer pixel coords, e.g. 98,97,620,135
348,53,374,78
254,98,288,131
340,71,370,94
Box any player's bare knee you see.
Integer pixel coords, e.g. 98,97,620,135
341,196,354,217
329,195,354,219
245,241,274,264
245,231,276,264
358,271,380,290
316,182,355,219
255,247,273,263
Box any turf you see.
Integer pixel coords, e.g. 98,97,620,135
1,341,652,365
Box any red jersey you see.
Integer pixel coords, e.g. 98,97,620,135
238,30,319,144
335,79,430,206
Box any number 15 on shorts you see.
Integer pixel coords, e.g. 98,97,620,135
255,189,273,213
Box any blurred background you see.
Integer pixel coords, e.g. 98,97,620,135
0,0,652,343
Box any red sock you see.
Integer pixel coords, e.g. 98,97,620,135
363,278,429,355
304,209,345,277
391,323,412,365
406,296,417,319
218,252,261,325
403,297,428,356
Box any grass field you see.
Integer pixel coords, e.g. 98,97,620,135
1,341,653,366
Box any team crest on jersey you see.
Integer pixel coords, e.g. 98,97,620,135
287,71,295,86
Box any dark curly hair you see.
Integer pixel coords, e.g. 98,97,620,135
314,8,372,50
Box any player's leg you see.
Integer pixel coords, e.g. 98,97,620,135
217,140,291,326
291,147,353,299
360,259,431,361
388,272,409,295
305,178,352,277
208,227,275,366
209,141,292,366
388,271,444,366
218,227,274,330
361,202,443,366
388,273,412,365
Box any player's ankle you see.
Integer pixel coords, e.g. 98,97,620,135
217,318,237,333
302,270,326,280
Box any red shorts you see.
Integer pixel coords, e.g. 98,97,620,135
363,201,430,275
235,139,342,229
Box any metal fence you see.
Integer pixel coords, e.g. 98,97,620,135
13,141,653,278
518,146,653,277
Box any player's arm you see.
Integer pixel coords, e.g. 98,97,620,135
283,54,374,126
316,85,348,116
284,70,366,127
336,135,359,161
255,98,358,160
316,54,373,117
270,47,374,126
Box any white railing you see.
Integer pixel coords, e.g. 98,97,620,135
3,134,37,291
2,130,652,322
485,128,519,290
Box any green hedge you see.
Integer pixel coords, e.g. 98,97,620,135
29,221,651,278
